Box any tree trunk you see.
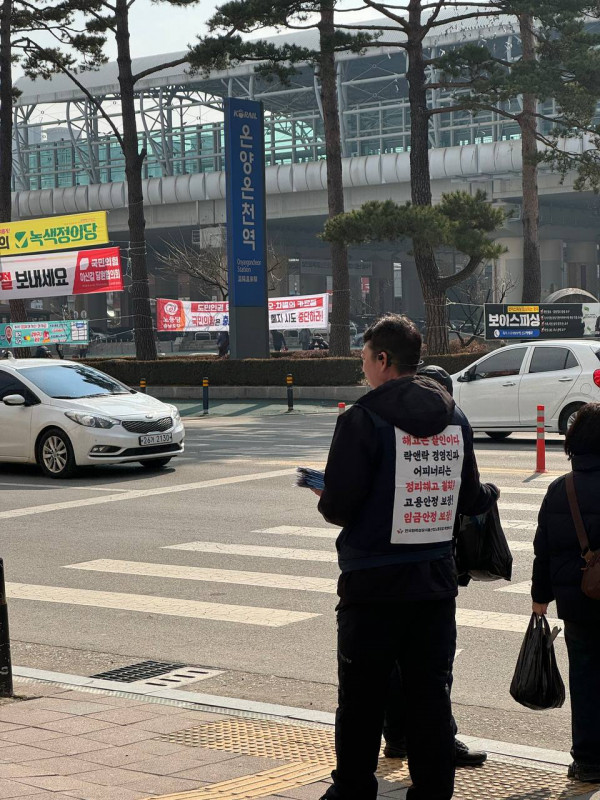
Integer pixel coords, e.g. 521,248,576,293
406,2,448,355
518,13,541,304
319,1,350,357
115,0,157,361
0,0,28,356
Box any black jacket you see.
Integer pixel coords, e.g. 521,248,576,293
318,376,497,603
532,454,600,622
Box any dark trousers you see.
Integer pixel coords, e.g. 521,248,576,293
565,620,600,765
324,598,456,800
383,662,458,745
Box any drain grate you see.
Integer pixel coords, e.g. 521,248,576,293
90,661,222,687
91,661,187,683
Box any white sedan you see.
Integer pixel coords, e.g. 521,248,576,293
452,340,600,439
0,357,185,478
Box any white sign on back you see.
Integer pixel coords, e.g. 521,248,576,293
391,426,464,545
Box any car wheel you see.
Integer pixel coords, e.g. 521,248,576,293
139,457,172,470
37,428,77,479
559,403,585,435
485,432,512,441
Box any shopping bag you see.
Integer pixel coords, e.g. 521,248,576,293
510,613,565,711
455,503,513,581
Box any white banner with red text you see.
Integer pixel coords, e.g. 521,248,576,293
0,247,123,301
157,294,329,332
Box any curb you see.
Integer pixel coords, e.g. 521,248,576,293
146,385,368,402
12,666,572,771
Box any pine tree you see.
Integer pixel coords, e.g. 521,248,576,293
188,0,374,356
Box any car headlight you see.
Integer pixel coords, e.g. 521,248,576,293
65,411,118,429
169,404,181,423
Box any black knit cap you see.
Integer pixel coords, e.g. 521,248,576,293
417,364,453,397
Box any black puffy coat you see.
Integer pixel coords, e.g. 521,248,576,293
532,454,600,622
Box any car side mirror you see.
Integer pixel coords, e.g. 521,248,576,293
3,393,26,406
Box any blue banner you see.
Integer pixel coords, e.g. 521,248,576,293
224,98,267,307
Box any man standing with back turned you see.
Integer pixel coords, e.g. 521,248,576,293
315,314,498,800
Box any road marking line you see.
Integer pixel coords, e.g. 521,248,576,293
255,525,338,539
0,468,295,521
456,607,561,635
66,559,338,593
499,487,546,496
498,502,540,512
496,581,532,594
163,542,338,562
506,541,533,552
5,583,318,627
503,521,535,530
0,481,130,492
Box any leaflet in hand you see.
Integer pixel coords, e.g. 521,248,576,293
296,467,325,490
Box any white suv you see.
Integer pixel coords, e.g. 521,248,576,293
452,340,600,439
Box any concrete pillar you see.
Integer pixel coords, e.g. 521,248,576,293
565,242,599,297
540,239,563,299
493,238,523,303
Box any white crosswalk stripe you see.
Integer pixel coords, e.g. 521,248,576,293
5,583,319,627
496,581,532,594
66,559,338,593
163,541,338,562
256,525,338,539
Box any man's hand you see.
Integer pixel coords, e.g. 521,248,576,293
311,489,323,498
532,602,548,616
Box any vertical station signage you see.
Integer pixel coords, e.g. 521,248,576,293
224,97,269,358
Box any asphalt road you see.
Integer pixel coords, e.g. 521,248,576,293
0,414,574,751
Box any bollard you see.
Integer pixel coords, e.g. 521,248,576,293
139,378,147,394
286,374,294,412
536,405,547,473
0,559,13,698
202,377,209,416
338,402,346,415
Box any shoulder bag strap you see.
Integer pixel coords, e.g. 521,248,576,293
565,472,591,555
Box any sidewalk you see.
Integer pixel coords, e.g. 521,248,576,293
0,669,598,800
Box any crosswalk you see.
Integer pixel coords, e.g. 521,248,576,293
4,486,548,635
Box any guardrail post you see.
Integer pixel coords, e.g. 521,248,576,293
0,559,13,698
202,377,209,416
536,405,547,474
286,374,294,413
139,378,147,394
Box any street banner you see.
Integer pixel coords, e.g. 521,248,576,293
224,98,267,307
0,247,123,301
0,320,89,349
0,211,108,256
157,293,329,332
484,303,600,340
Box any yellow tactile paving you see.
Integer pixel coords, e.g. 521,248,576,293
152,717,597,800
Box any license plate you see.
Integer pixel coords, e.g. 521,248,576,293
139,433,173,446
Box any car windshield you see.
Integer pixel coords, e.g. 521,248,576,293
18,364,130,399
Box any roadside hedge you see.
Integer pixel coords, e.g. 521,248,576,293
86,351,481,386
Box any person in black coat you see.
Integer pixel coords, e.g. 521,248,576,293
531,402,600,783
314,315,498,800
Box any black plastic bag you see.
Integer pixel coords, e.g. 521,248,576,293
510,613,565,711
455,503,513,581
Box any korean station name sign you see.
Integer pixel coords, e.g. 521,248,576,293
0,320,89,349
0,211,108,257
224,98,267,308
484,303,600,340
157,294,329,333
0,246,123,301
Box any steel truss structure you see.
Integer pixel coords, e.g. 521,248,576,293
11,16,566,192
